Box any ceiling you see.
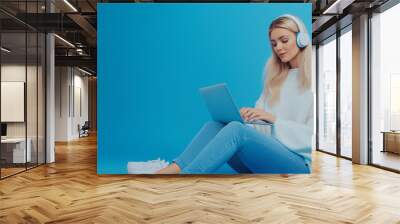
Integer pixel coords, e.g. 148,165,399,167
0,0,394,75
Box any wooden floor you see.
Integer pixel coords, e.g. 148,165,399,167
1,167,26,178
1,135,400,223
372,150,400,171
1,163,45,178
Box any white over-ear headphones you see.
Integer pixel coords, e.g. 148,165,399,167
279,14,309,49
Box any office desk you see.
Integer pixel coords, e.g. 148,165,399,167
1,138,31,163
381,131,400,154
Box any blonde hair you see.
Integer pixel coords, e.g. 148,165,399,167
264,15,311,106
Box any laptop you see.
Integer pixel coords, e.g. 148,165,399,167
199,83,271,125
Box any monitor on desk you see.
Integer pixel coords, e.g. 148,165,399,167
1,123,7,138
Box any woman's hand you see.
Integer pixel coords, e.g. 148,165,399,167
240,107,276,123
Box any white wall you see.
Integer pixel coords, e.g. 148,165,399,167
55,67,89,141
55,66,70,141
1,64,46,163
1,65,25,81
1,65,39,137
72,73,89,138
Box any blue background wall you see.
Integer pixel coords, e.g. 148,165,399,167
98,3,311,174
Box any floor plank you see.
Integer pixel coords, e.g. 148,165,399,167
1,134,400,223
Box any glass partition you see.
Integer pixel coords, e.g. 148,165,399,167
339,27,352,158
38,32,45,165
0,1,46,179
1,31,28,178
312,45,317,150
317,35,337,155
371,3,400,171
27,30,38,169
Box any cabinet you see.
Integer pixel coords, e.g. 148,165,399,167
382,131,400,154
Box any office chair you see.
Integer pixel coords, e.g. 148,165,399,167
78,121,90,138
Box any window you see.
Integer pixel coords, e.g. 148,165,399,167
371,2,400,171
312,45,317,150
390,74,400,130
318,36,337,154
340,28,352,158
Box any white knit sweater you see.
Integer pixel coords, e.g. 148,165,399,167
252,68,314,166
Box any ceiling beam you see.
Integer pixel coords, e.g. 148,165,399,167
55,55,96,72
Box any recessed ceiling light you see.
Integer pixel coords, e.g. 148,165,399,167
1,47,11,53
78,67,93,76
323,0,347,14
63,0,78,12
54,34,75,48
323,0,356,15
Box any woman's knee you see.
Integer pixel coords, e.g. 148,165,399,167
223,121,245,134
225,121,244,129
202,121,244,134
203,120,225,129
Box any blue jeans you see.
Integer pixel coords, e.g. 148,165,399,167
173,121,310,174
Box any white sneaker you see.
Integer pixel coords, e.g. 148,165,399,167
127,158,169,174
